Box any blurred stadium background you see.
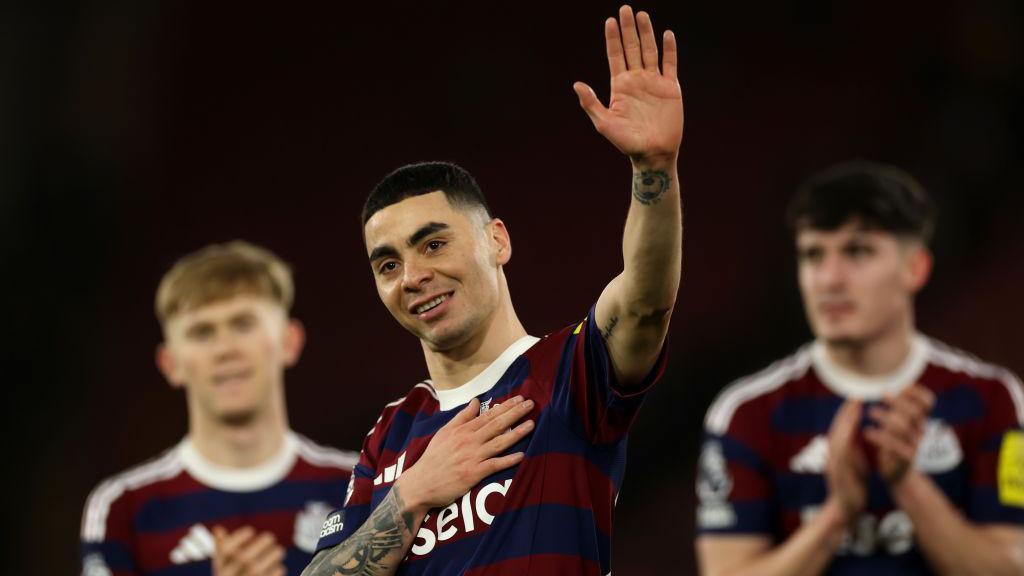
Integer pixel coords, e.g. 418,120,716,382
4,1,1022,574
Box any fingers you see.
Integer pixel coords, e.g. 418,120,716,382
483,418,534,454
867,405,919,444
617,5,643,71
636,11,659,72
243,537,286,575
479,398,534,438
448,398,480,428
864,385,935,464
573,82,607,128
217,526,256,562
604,17,626,76
864,426,918,462
213,526,285,576
467,396,519,431
483,451,526,475
237,532,280,570
662,30,678,79
828,400,862,447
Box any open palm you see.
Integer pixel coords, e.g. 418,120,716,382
574,6,684,164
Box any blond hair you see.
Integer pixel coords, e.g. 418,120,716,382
155,241,294,325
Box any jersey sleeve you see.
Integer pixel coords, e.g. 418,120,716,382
966,371,1024,526
551,304,668,446
314,421,383,553
80,482,139,576
696,401,776,536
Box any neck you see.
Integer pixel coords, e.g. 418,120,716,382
187,388,289,468
822,314,916,376
423,295,527,390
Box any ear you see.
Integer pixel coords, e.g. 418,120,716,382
282,319,306,367
156,343,185,389
489,218,512,266
904,245,933,294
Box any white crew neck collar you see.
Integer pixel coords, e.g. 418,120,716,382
432,335,540,411
812,334,930,400
178,431,298,492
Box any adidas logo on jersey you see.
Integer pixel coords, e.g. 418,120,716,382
170,524,215,564
790,435,828,473
373,451,407,486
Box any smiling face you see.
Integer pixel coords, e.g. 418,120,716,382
157,294,303,426
364,191,509,352
796,221,931,346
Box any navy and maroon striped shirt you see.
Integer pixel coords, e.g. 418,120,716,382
697,335,1024,575
315,309,666,575
80,432,356,576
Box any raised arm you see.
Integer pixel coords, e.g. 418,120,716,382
574,5,684,386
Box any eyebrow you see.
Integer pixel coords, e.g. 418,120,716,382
368,222,450,263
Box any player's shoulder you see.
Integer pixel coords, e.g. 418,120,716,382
365,381,439,437
81,444,184,541
923,336,1024,421
292,433,359,472
704,343,815,435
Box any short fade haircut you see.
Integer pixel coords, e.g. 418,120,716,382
786,160,936,244
362,161,492,226
155,240,294,326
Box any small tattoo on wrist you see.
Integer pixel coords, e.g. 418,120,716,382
632,170,671,205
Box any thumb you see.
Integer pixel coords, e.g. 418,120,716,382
573,82,607,128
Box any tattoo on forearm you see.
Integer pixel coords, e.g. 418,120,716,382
632,170,671,205
601,316,619,340
303,486,415,576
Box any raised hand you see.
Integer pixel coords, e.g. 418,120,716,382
212,525,286,576
825,400,869,524
574,5,684,168
865,385,935,486
396,396,535,512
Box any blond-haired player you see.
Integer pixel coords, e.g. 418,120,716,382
80,241,357,576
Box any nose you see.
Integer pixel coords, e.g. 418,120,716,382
211,330,243,362
401,258,434,292
815,252,848,292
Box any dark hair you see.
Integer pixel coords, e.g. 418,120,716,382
786,160,936,243
362,161,492,226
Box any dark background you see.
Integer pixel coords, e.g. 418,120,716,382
5,1,1022,574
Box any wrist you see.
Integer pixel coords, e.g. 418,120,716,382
393,473,431,517
630,154,678,173
888,468,925,505
819,496,853,536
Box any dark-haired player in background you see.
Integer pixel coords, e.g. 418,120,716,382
81,241,357,576
696,162,1024,575
304,5,682,575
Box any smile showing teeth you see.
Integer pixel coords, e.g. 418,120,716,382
415,294,449,314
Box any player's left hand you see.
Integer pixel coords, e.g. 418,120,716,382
574,5,684,169
212,525,287,576
864,384,936,486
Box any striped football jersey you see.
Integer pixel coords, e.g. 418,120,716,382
697,334,1024,574
315,308,666,575
81,432,357,576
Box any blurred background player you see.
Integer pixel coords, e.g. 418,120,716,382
695,161,1024,575
304,5,682,575
80,241,358,576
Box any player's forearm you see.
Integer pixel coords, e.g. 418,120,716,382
700,499,846,576
619,157,682,317
301,484,426,576
891,470,1024,576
